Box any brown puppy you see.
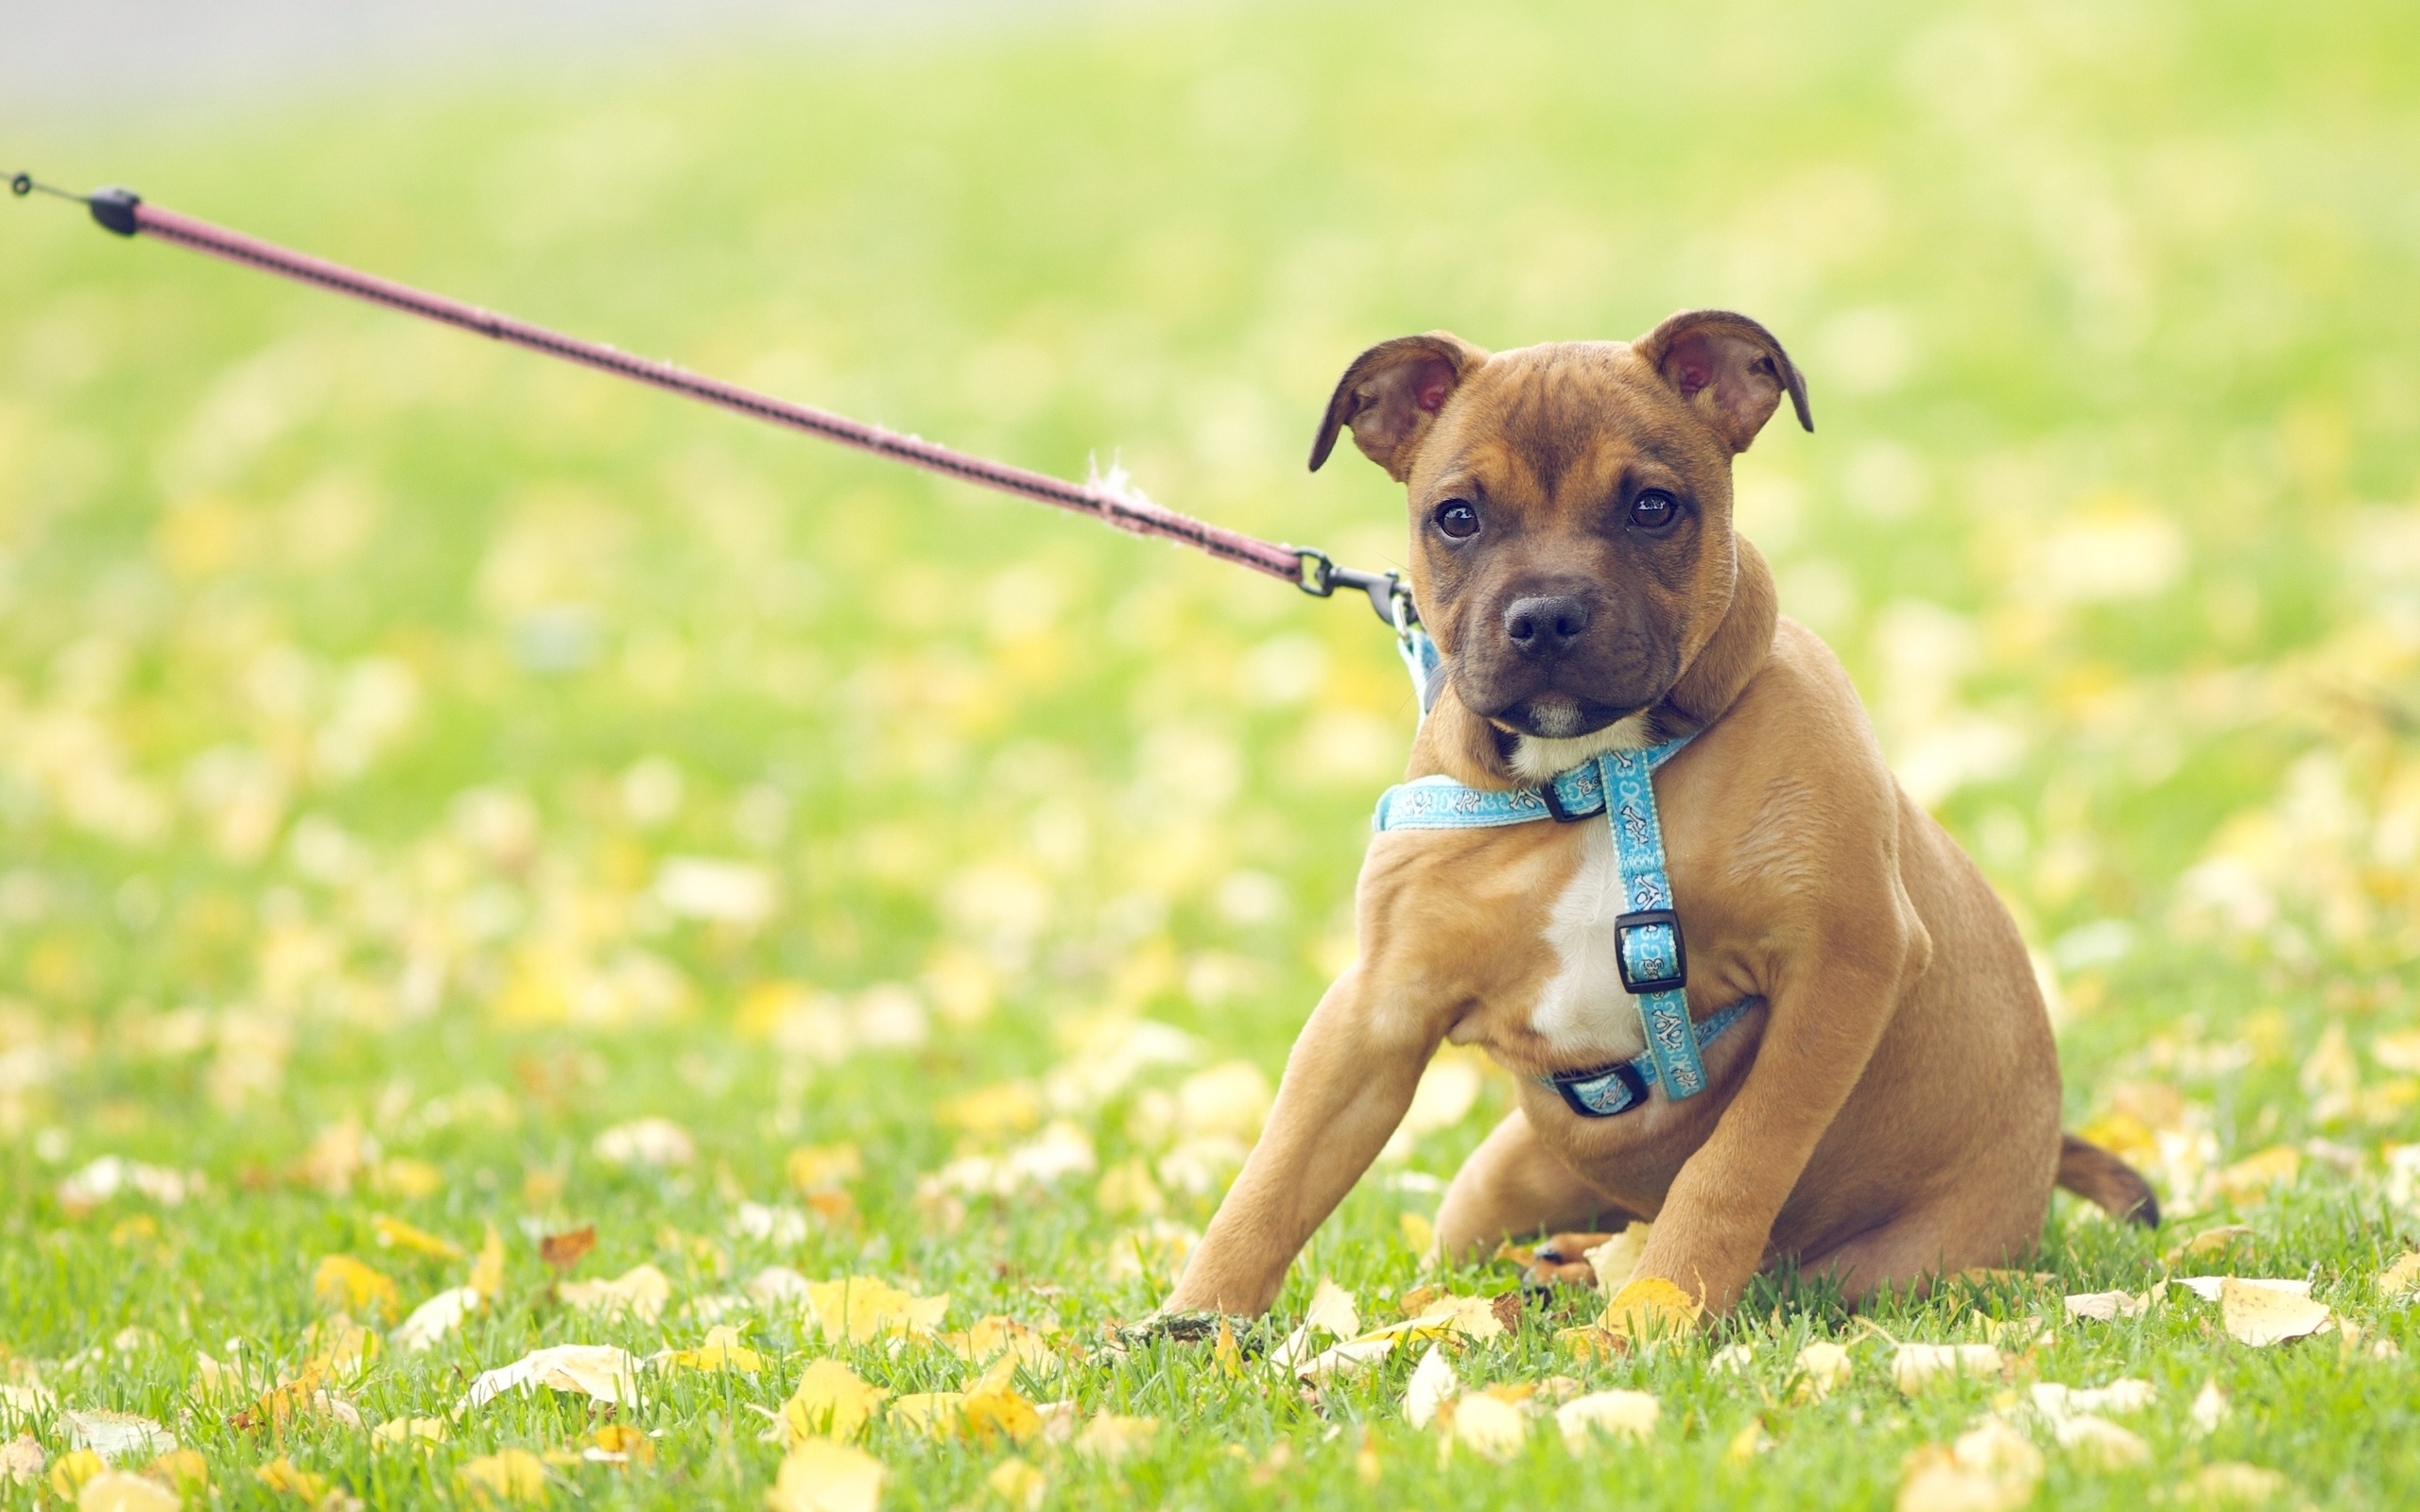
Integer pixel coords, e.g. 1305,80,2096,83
1166,311,2152,1320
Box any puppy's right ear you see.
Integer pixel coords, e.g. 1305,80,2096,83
1308,332,1489,481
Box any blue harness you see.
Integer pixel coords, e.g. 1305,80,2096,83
1373,612,1756,1119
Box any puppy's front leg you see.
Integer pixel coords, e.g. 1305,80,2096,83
1167,965,1438,1315
1629,902,1930,1314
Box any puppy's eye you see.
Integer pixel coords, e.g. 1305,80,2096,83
1434,500,1481,540
1629,490,1679,528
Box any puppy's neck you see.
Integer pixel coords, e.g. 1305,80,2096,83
1411,538,1778,788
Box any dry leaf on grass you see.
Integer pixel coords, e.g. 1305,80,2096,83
887,1393,964,1438
1556,1390,1659,1452
391,1286,481,1352
765,1438,884,1512
1583,1223,1652,1294
1893,1343,2003,1395
804,1279,948,1344
1442,1391,1530,1463
539,1226,597,1273
459,1449,547,1505
1404,1344,1458,1428
253,1457,331,1502
961,1388,1043,1446
2051,1414,2150,1469
2216,1280,2332,1346
658,1324,763,1374
2188,1380,2230,1437
49,1450,105,1498
2031,1379,2153,1419
311,1255,398,1318
370,1214,462,1261
371,1418,447,1447
464,1345,644,1409
2064,1290,2150,1322
2377,1252,2420,1298
561,1263,673,1321
1069,1415,1158,1462
60,1410,176,1462
2176,1463,2286,1504
2,1433,43,1484
469,1225,507,1297
2169,1225,2254,1264
778,1361,889,1444
1895,1419,2042,1512
1304,1278,1359,1339
1791,1341,1854,1402
986,1457,1046,1512
594,1117,695,1168
74,1470,178,1512
1599,1278,1701,1340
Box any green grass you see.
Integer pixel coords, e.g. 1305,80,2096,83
4,0,2420,1505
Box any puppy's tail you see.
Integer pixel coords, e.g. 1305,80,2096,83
2055,1134,2160,1228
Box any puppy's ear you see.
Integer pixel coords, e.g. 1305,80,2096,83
1634,310,1813,453
1308,332,1490,481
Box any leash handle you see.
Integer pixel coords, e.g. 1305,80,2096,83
12,172,1407,602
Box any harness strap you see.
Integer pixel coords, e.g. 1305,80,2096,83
1546,995,1757,1118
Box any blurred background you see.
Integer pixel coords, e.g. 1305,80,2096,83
3,0,2417,1316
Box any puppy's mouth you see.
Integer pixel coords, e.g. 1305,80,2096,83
1491,693,1637,741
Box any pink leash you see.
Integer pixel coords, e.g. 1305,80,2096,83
10,173,1408,621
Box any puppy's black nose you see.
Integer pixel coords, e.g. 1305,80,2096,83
1503,594,1589,659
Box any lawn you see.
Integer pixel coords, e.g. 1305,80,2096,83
3,0,2419,1506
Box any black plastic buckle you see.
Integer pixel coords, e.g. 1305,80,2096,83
1614,909,1686,994
1537,775,1594,823
1551,1058,1650,1119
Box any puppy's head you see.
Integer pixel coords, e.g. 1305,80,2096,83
1309,311,1810,744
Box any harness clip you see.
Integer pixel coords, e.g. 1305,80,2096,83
1614,908,1687,994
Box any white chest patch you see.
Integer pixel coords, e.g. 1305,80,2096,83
1528,820,1651,1068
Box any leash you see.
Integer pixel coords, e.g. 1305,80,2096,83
8,172,1411,626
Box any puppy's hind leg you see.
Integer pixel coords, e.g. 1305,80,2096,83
1434,1108,1633,1263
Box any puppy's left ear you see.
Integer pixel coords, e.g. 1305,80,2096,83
1308,332,1491,481
1634,309,1814,453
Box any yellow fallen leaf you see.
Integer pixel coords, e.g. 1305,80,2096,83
2063,1290,2148,1322
60,1410,176,1461
2188,1380,2230,1437
805,1279,948,1345
936,1081,1043,1139
312,1255,399,1318
787,1144,863,1193
887,1393,965,1439
1304,1278,1359,1338
2220,1279,2332,1346
458,1449,548,1505
372,1214,464,1261
371,1418,448,1446
391,1287,481,1352
661,1324,763,1374
463,1345,644,1408
962,1388,1042,1446
2052,1415,2150,1469
1792,1342,1853,1402
2377,1251,2420,1299
1404,1343,1458,1428
765,1438,884,1512
561,1263,674,1321
1599,1278,1701,1340
76,1470,178,1512
371,1157,445,1200
141,1451,205,1496
1443,1392,1529,1462
2177,1463,2286,1503
469,1224,507,1299
1556,1389,1659,1451
1583,1223,1652,1295
588,1424,655,1467
2213,1145,2300,1202
50,1451,106,1498
1070,1415,1158,1463
1399,1211,1435,1255
1895,1419,2042,1512
253,1458,329,1502
1211,1316,1243,1378
1724,1419,1772,1465
2169,1225,2254,1263
779,1360,890,1444
2,1431,43,1485
303,1313,380,1377
1893,1343,2003,1395
986,1457,1046,1511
